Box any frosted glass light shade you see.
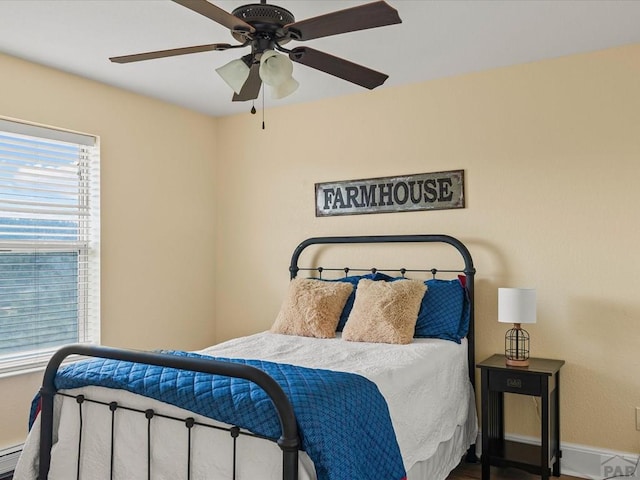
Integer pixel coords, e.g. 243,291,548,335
272,76,299,99
258,50,299,99
498,288,536,324
216,58,250,94
259,50,292,86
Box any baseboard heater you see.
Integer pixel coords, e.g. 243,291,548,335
0,445,22,476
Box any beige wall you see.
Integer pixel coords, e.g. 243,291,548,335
0,53,218,449
214,44,640,454
1,43,639,457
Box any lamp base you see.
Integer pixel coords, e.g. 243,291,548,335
505,357,530,367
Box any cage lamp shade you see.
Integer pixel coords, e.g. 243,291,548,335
498,288,536,324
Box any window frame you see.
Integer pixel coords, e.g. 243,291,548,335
0,116,100,377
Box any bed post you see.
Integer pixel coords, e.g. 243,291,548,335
464,260,478,463
38,345,69,479
37,386,55,480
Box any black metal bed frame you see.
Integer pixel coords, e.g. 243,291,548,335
37,234,476,480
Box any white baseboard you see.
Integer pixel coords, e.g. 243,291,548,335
0,444,22,476
475,432,640,479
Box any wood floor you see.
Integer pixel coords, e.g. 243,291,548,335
447,462,581,479
0,465,583,480
0,461,585,480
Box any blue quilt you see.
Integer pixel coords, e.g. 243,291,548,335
34,351,407,480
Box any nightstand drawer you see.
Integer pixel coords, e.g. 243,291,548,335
488,370,542,395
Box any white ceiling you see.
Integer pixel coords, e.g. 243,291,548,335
0,0,639,118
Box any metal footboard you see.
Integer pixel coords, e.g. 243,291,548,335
37,344,300,480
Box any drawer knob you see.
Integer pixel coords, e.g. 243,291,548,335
507,378,522,388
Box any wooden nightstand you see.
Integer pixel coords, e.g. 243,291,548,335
477,354,565,480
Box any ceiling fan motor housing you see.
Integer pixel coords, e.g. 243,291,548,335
231,3,295,43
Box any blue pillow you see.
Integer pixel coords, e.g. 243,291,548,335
414,278,466,343
326,272,395,331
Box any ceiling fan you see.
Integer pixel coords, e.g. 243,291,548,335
110,0,402,102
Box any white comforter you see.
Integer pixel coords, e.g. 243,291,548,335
15,332,474,479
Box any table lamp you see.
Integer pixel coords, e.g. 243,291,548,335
498,288,536,367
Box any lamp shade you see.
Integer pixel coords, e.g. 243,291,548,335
259,49,299,99
216,58,250,94
498,288,536,324
259,50,291,86
272,76,299,99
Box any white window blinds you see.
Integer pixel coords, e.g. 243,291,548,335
0,117,100,376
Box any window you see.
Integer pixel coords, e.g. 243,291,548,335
0,118,99,376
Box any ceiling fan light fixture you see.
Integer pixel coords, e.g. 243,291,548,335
112,1,402,105
216,58,251,94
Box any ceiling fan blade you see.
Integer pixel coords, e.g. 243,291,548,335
232,63,262,102
283,1,401,41
290,47,388,90
172,0,254,35
110,43,232,63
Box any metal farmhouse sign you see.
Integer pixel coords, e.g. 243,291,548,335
315,170,465,217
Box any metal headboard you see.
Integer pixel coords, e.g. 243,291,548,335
288,234,476,395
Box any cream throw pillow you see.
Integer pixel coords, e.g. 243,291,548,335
271,278,353,338
343,279,427,344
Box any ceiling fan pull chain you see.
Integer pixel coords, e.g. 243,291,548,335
262,85,266,130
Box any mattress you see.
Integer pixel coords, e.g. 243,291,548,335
15,332,476,479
